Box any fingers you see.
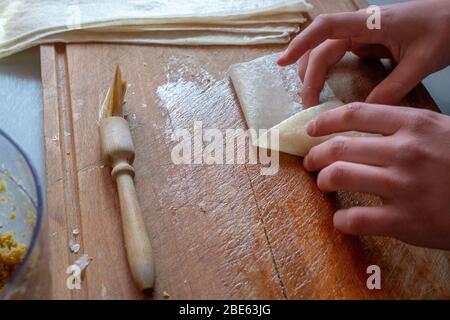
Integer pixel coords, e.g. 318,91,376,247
303,136,391,171
298,50,310,82
317,161,395,198
278,10,381,66
307,103,406,137
366,54,430,105
333,205,399,236
302,39,350,107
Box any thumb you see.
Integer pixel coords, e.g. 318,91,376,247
366,54,429,105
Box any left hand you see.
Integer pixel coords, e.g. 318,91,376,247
303,102,450,250
277,1,450,108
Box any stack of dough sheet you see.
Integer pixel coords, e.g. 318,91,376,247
0,0,313,59
229,53,365,157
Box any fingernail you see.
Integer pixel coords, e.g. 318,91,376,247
277,52,287,65
307,121,315,136
333,211,346,231
302,157,310,170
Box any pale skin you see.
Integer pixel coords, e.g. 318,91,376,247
277,0,450,249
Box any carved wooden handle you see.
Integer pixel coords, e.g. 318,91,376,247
100,117,155,293
115,170,155,293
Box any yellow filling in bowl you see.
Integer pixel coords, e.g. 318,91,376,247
0,232,26,289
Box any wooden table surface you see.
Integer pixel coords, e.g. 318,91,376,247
40,0,449,299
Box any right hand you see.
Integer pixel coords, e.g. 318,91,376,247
277,0,450,107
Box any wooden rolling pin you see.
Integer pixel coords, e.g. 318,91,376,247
99,65,155,294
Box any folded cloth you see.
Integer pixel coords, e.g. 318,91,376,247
0,0,312,59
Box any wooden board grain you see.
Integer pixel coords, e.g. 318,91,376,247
41,0,449,299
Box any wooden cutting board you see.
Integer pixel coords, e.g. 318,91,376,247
40,0,450,299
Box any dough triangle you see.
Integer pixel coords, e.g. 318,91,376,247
257,100,344,157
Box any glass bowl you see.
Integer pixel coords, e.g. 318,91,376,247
0,128,49,299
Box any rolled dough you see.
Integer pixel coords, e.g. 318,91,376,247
257,100,347,157
229,53,365,157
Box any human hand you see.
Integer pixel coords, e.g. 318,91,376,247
303,103,450,250
277,0,450,108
